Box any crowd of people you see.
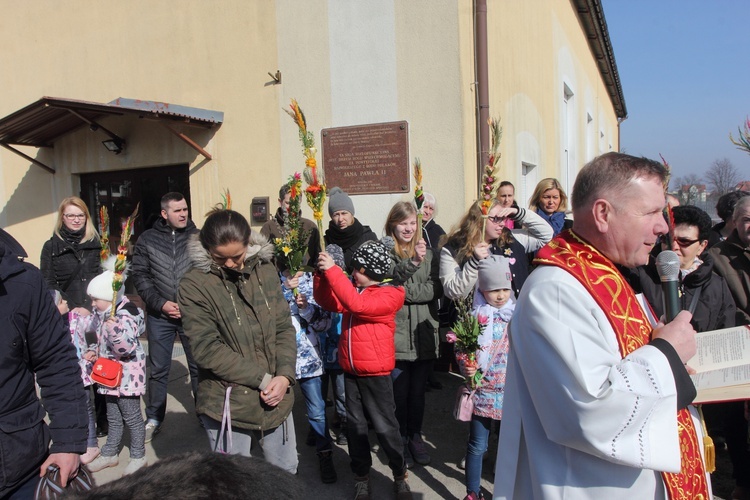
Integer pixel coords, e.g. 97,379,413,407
1,152,748,500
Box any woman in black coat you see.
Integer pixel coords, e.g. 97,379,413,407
40,196,102,309
323,187,377,273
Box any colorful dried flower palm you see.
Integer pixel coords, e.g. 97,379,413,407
98,206,110,262
446,294,486,388
413,158,424,243
729,117,750,155
220,189,232,210
110,203,139,317
659,154,674,248
480,116,503,240
285,99,326,250
273,173,310,294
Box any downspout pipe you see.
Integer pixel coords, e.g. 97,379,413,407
474,0,490,197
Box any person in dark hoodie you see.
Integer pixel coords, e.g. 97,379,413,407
131,192,200,443
323,187,377,273
0,228,88,499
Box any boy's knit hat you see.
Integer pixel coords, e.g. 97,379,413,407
477,255,512,291
351,237,395,282
328,187,355,217
87,270,124,303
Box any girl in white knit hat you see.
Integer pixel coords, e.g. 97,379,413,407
75,268,148,476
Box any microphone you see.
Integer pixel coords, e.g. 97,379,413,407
655,250,681,323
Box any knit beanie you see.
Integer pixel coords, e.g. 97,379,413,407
477,255,512,292
328,187,355,217
87,270,124,303
351,237,395,282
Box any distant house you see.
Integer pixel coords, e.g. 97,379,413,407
736,180,750,192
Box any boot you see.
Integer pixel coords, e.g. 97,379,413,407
318,450,337,484
336,417,348,446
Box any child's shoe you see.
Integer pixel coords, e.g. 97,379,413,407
80,446,100,465
86,453,118,472
122,457,148,476
394,472,413,499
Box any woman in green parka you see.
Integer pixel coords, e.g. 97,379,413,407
178,209,298,474
386,201,443,468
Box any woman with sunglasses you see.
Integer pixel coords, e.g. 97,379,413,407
633,204,735,333
40,196,102,309
439,201,552,302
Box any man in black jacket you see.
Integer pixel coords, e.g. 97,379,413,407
131,192,199,442
0,228,88,498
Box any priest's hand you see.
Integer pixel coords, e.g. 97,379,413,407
652,310,696,364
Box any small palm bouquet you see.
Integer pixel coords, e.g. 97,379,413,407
274,173,311,293
446,294,488,388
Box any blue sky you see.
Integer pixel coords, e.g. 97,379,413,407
601,1,750,184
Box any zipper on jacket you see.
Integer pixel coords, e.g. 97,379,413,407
255,270,271,311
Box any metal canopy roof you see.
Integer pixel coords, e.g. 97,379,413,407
0,96,223,148
0,97,223,173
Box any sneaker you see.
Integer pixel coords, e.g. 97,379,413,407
86,453,118,472
122,457,148,476
370,442,380,453
393,472,413,500
318,450,337,484
463,493,485,500
353,475,370,500
144,421,160,444
402,439,414,469
408,435,431,465
80,447,100,465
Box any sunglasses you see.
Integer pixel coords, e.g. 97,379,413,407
672,237,701,247
487,216,507,224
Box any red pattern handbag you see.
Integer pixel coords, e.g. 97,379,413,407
90,357,122,388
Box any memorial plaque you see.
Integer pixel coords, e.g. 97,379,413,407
321,121,409,195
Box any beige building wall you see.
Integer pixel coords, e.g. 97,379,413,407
0,0,620,266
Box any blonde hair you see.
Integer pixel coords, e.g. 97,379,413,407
528,178,568,213
444,199,513,264
53,196,98,243
384,201,418,259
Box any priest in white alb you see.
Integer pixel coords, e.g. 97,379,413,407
494,152,711,499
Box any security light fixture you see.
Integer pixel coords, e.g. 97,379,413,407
102,138,124,154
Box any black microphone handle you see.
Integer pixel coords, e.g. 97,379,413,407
661,280,680,323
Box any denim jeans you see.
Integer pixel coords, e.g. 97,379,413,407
345,373,405,477
465,414,498,495
298,375,332,452
391,359,433,438
320,369,346,419
145,315,199,423
201,414,298,474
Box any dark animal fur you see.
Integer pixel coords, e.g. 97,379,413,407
67,451,303,499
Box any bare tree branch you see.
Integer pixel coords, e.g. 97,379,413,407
705,158,740,196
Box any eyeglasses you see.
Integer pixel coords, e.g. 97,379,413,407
63,214,86,220
673,237,701,247
487,216,506,224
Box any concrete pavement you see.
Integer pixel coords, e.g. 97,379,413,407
88,346,494,499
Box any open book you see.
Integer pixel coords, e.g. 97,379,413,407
687,325,750,404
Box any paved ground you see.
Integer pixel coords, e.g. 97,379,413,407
88,344,735,499
89,346,494,499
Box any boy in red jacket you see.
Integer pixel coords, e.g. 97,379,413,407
314,238,411,500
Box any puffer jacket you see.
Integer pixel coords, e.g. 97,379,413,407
131,218,199,319
0,230,88,497
710,231,750,325
178,232,297,431
77,298,147,397
391,249,442,361
633,251,736,332
40,234,101,308
314,265,405,376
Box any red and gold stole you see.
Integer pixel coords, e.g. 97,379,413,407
535,230,709,500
